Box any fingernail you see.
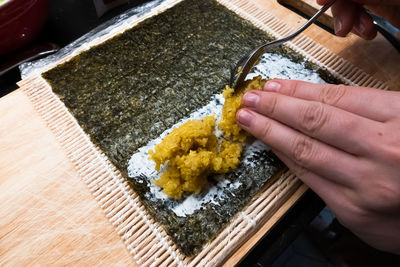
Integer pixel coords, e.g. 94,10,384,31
264,81,280,92
334,18,343,36
242,92,259,107
237,109,254,127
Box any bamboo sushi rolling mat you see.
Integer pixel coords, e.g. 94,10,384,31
1,0,400,266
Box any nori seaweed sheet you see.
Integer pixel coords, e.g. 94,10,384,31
42,0,339,256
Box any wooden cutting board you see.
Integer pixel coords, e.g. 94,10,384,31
1,0,399,266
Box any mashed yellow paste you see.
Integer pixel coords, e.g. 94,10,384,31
149,76,266,199
218,75,267,142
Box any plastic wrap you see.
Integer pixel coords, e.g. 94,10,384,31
20,0,166,78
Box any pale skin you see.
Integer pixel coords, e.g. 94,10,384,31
236,0,400,254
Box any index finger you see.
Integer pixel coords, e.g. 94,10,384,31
264,79,398,122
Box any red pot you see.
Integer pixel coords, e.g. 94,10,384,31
0,0,49,56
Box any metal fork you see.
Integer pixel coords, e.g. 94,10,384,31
230,0,336,90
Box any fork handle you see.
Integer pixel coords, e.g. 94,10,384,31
261,0,336,51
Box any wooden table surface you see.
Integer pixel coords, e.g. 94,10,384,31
1,0,399,266
0,91,135,266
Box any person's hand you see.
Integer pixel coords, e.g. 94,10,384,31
237,79,400,254
317,0,400,40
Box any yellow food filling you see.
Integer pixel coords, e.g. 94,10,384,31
149,76,266,199
218,75,267,142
